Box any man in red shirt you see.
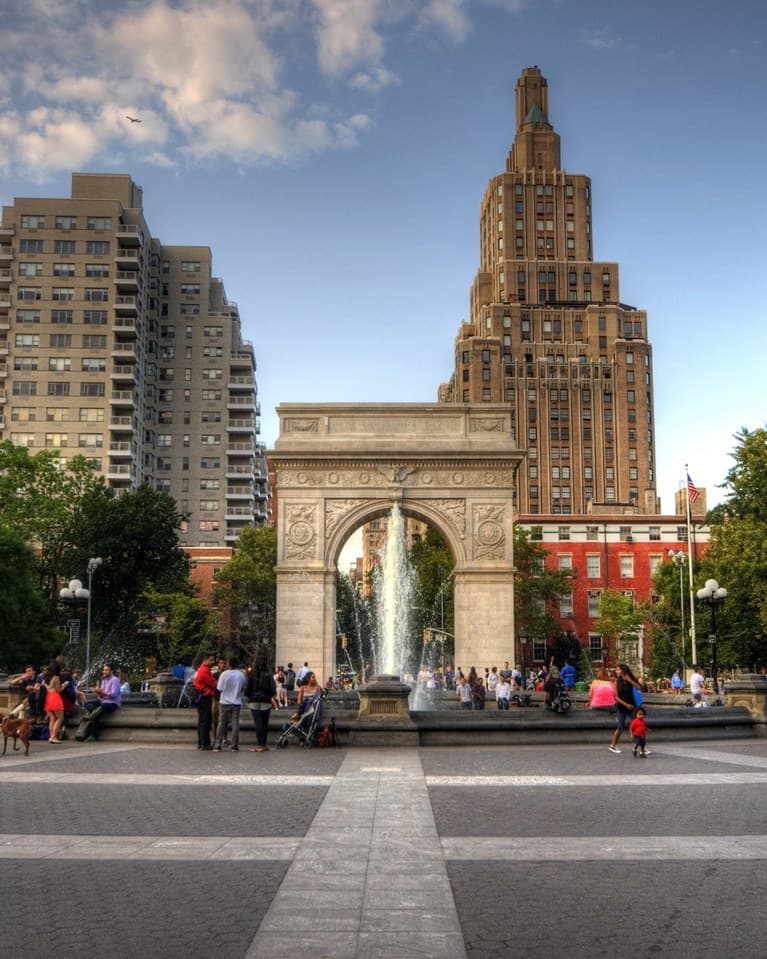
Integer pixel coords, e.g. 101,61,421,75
193,653,217,750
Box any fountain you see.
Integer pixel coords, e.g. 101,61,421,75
373,502,416,677
351,503,420,744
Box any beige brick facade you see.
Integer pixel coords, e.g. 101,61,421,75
440,67,659,517
0,173,269,546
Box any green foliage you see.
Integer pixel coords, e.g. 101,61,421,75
514,526,575,646
63,484,190,639
595,588,648,669
0,442,104,605
409,527,454,631
214,525,277,663
702,425,767,668
143,589,218,669
0,525,59,670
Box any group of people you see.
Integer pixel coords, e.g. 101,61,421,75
9,658,122,742
586,664,651,756
192,656,321,752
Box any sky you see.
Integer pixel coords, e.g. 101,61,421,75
2,0,766,517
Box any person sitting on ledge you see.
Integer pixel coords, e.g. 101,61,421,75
84,663,122,740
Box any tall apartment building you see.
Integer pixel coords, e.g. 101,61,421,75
0,173,269,547
440,67,659,517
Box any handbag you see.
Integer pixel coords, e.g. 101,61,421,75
633,685,643,707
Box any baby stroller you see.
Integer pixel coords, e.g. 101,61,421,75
544,679,572,714
276,690,325,748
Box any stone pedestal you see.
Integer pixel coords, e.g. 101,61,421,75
725,674,767,735
148,670,183,709
349,674,419,746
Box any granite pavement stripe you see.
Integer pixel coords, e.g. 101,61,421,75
0,834,300,859
441,834,767,860
0,771,334,786
426,772,767,786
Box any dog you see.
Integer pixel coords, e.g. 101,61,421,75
1,714,33,756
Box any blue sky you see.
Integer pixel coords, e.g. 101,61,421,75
2,0,765,512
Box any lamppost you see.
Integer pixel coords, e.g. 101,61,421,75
666,549,688,664
696,578,727,694
59,557,102,680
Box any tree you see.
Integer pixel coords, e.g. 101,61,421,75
409,527,454,667
702,426,767,669
142,589,219,669
214,525,277,664
514,526,575,663
0,442,104,607
63,484,191,653
0,525,60,671
595,588,648,671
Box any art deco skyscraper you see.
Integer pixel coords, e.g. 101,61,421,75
440,67,659,516
0,173,269,546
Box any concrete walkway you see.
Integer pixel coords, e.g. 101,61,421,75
244,749,466,959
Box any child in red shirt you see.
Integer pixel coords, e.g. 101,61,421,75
630,707,649,758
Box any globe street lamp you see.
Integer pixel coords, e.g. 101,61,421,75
666,549,688,664
59,557,102,680
696,578,727,694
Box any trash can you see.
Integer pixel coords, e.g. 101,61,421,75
575,681,586,693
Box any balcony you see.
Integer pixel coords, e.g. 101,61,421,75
109,390,135,405
107,441,133,457
0,316,9,330
0,225,14,237
0,340,8,356
226,506,254,521
0,293,9,309
110,415,134,428
226,441,254,456
227,394,256,411
113,316,138,337
228,375,254,390
115,247,140,266
0,363,7,378
106,463,133,479
0,268,11,286
114,295,138,315
0,245,12,261
114,270,139,291
226,463,254,479
110,364,136,381
226,486,253,499
115,223,142,246
111,343,137,362
227,417,254,432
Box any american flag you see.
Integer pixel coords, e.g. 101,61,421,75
687,473,701,504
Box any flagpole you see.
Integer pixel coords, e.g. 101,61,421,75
685,463,697,665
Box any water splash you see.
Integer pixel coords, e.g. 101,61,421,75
374,503,416,676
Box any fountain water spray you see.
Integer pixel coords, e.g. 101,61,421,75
374,502,416,676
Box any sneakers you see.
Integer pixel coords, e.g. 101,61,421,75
632,745,638,757
640,752,647,758
644,749,652,756
608,745,621,754
213,745,222,751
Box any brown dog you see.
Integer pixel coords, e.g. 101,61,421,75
1,714,32,756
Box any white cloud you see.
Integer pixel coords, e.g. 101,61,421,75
0,0,528,180
580,26,622,51
419,0,473,43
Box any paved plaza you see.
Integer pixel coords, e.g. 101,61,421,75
3,736,767,958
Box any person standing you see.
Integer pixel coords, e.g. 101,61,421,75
44,671,65,743
214,658,246,751
608,663,642,754
193,653,217,750
629,708,650,758
671,669,684,695
457,676,472,710
247,659,277,753
560,661,576,690
495,675,511,710
690,667,706,700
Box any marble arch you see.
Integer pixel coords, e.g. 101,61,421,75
268,403,524,682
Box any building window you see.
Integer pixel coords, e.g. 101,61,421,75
80,383,105,397
558,526,570,541
53,263,76,277
620,555,634,578
87,217,112,231
589,633,603,660
559,594,574,617
84,311,108,325
558,555,572,571
586,555,600,578
19,239,44,254
532,638,546,661
55,216,77,230
587,590,601,617
86,263,109,278
54,240,76,254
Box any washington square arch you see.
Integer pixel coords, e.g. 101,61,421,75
269,403,524,681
